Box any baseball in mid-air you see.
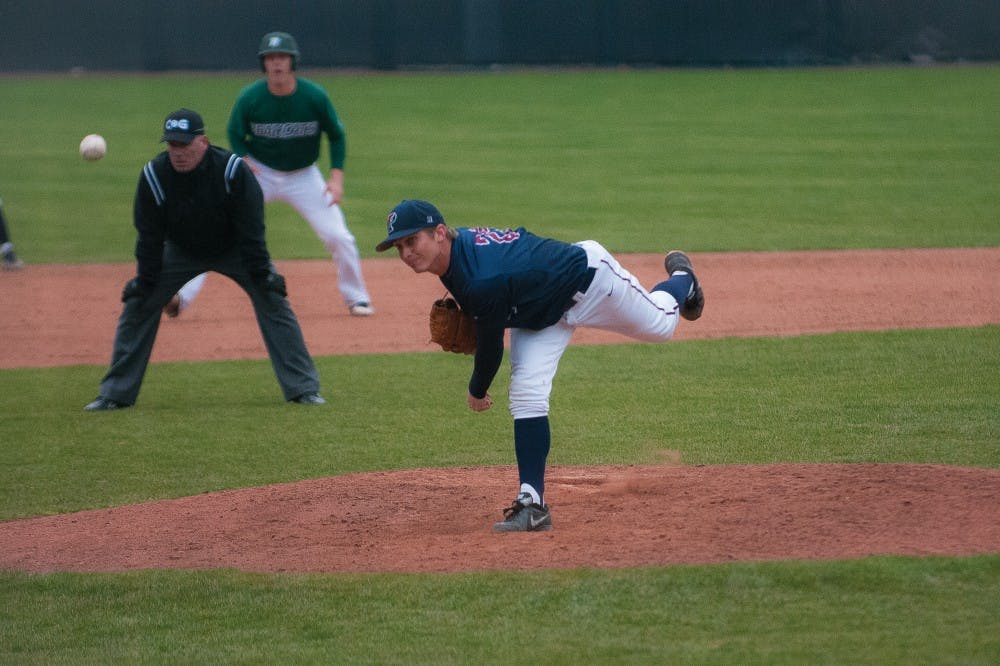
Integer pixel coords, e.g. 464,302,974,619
79,134,107,161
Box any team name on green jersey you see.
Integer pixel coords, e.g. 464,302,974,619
250,121,320,139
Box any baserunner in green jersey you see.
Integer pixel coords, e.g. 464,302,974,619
166,31,374,318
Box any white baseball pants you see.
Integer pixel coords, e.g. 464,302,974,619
508,240,680,419
247,159,370,307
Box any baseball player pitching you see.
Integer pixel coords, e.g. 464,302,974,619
376,200,704,532
166,31,373,318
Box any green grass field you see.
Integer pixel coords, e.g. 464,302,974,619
2,65,998,260
1,65,998,663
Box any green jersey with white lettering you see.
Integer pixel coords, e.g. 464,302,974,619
227,78,346,172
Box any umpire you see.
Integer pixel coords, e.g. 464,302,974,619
84,109,324,411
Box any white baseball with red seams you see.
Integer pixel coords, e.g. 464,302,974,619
79,134,107,161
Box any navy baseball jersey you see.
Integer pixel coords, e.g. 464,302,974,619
440,226,592,397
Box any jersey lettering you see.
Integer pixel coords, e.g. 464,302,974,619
472,227,521,246
250,121,320,139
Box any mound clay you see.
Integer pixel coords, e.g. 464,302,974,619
1,248,998,573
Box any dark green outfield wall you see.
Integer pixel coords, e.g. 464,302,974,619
1,0,997,72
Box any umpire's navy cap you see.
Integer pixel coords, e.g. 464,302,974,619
375,200,445,252
160,108,205,144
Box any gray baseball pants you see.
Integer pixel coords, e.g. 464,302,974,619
97,242,319,405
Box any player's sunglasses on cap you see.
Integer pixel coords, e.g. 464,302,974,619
161,108,205,144
375,199,444,252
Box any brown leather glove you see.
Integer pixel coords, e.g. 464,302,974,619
429,298,476,355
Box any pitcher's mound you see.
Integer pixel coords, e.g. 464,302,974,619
1,463,997,574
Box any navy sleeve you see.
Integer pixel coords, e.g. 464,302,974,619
462,277,510,398
468,317,505,398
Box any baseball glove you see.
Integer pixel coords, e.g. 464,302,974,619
429,297,476,355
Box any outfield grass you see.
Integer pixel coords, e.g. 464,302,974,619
1,66,998,663
2,557,997,664
2,65,998,262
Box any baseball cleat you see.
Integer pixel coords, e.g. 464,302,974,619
1,249,23,270
163,294,182,318
84,397,128,412
349,302,375,316
493,492,553,532
290,392,326,405
664,250,704,321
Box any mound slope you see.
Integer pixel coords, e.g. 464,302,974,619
1,464,997,574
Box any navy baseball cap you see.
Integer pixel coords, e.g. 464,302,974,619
160,108,205,143
375,200,445,252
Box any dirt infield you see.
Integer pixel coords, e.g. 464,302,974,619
3,248,999,367
1,248,998,573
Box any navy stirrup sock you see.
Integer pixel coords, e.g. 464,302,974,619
653,272,693,306
514,416,551,503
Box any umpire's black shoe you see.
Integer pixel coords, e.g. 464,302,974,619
290,392,326,405
665,250,704,321
84,397,127,412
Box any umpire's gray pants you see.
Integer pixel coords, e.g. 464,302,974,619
98,243,320,405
